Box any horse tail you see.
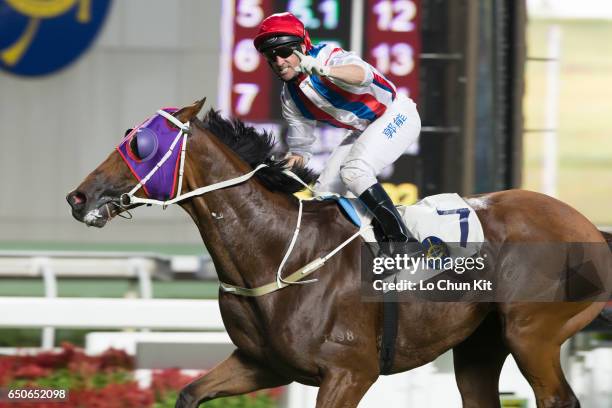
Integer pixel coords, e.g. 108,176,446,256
595,230,612,325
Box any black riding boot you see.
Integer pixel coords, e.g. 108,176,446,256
359,183,421,257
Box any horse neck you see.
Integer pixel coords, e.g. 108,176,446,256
178,130,298,289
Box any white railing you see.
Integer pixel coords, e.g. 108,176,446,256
0,251,215,347
0,250,215,283
0,297,223,330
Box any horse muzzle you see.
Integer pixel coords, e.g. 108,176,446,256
83,205,112,228
66,190,114,228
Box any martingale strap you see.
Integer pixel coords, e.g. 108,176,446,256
220,258,326,297
219,226,369,297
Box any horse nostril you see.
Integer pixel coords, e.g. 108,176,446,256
67,191,87,209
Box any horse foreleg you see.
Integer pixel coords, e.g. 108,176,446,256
314,369,377,408
453,313,509,408
175,349,289,408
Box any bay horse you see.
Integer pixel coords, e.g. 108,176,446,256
67,99,611,408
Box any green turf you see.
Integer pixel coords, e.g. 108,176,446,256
0,241,206,256
0,279,219,299
523,19,612,225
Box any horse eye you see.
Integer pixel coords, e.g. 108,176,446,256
128,128,159,161
129,136,143,159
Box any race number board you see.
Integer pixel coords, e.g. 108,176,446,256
362,0,421,102
220,0,275,121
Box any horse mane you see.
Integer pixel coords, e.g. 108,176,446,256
192,109,318,195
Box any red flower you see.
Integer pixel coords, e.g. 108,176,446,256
151,369,201,400
13,364,51,380
19,343,77,370
67,359,99,381
0,357,17,386
70,382,154,408
99,348,133,370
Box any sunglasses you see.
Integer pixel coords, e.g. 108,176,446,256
263,44,301,60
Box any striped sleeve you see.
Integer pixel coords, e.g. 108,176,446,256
324,48,374,86
281,86,317,162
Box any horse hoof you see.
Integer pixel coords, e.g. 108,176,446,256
175,390,198,408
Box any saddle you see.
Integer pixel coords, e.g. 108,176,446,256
326,192,485,260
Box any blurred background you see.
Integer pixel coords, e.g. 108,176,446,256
0,0,610,407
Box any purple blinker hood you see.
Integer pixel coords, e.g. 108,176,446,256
117,108,184,201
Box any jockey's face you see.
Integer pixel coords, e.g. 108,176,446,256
265,43,306,82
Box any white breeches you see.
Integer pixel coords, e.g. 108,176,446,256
314,94,422,197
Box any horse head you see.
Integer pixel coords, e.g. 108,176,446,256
66,99,206,227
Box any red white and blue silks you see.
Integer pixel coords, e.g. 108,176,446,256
283,44,397,132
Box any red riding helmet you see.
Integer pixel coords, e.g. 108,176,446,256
254,12,312,52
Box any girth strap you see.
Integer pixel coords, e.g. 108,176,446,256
380,282,399,375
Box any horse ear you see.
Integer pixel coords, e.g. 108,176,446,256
175,98,206,122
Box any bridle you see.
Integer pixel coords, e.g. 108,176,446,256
119,110,271,208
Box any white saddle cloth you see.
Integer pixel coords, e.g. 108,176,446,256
353,193,485,258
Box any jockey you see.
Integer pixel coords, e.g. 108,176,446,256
254,12,422,253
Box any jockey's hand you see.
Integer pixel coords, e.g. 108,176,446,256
293,50,330,77
285,154,305,169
